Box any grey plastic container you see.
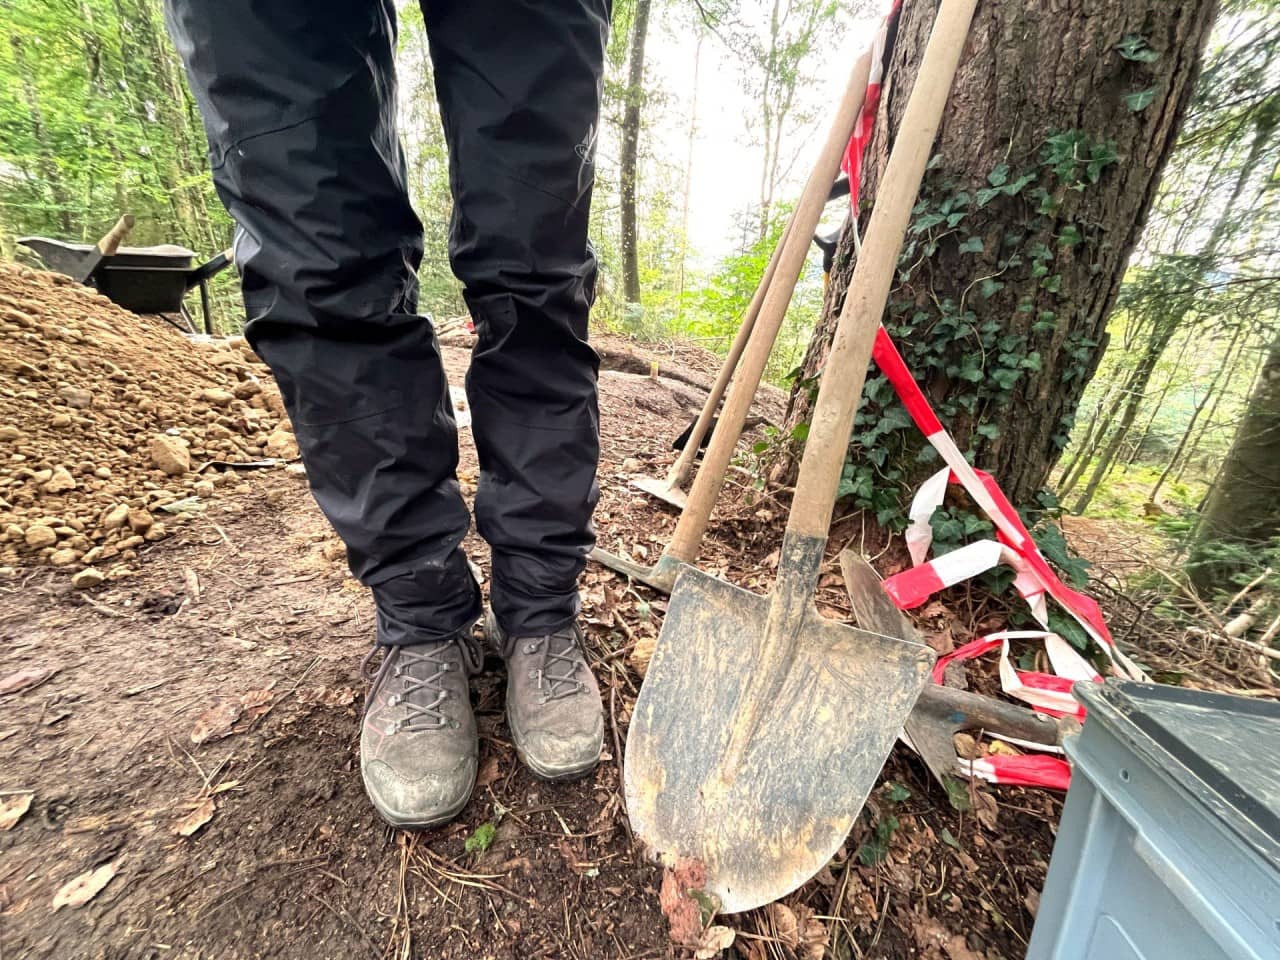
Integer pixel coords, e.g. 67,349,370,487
1026,680,1280,960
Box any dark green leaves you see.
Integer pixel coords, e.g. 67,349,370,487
1115,34,1160,63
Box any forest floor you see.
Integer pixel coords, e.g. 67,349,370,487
0,268,1270,960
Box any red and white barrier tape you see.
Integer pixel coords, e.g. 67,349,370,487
834,0,1143,789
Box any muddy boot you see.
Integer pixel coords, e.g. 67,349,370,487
486,610,604,781
359,634,482,829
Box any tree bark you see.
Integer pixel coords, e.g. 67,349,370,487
1189,332,1280,595
778,0,1217,506
619,0,651,306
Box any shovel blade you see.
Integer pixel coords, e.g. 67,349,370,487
625,567,934,913
630,475,689,510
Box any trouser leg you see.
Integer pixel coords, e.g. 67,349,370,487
422,0,610,637
165,0,481,643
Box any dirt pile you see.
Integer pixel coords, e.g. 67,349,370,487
0,263,295,579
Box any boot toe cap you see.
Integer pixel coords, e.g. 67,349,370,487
361,755,476,828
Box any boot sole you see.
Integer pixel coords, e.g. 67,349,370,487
516,746,600,783
368,789,472,831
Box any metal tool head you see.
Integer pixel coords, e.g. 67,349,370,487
588,546,680,594
629,475,689,510
624,558,934,913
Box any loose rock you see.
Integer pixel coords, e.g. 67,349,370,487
71,568,104,589
149,435,191,477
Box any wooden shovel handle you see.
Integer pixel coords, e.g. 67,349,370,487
785,0,977,540
666,218,792,488
664,46,874,563
97,215,135,256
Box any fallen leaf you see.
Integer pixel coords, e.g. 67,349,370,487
475,755,501,790
768,902,799,947
0,666,56,696
238,688,276,724
182,568,201,603
52,861,118,909
296,685,356,708
0,793,33,830
173,798,215,837
211,779,241,795
987,739,1021,756
190,699,243,744
694,924,735,958
973,788,999,831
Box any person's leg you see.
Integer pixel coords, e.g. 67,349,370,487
421,0,609,640
165,0,480,643
422,0,610,780
165,0,481,827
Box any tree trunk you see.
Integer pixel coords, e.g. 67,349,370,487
1149,324,1243,503
1189,332,1280,595
618,0,651,306
1071,324,1177,513
778,0,1217,507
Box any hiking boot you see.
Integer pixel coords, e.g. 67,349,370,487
359,634,482,829
486,610,604,781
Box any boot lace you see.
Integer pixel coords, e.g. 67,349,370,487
360,634,482,733
523,628,587,704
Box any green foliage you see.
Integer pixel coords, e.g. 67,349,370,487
464,822,496,854
0,0,244,327
856,810,900,867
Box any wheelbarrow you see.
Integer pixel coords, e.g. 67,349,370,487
18,233,233,335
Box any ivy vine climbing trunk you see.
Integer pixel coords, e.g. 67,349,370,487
776,0,1217,510
618,0,651,306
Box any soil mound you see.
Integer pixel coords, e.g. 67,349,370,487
0,263,293,580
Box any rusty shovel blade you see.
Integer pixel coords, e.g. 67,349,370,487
624,539,934,914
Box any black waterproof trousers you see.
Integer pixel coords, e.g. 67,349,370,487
165,0,608,643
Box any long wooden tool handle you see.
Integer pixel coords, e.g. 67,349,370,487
786,0,977,540
97,215,135,256
666,219,792,488
664,46,874,563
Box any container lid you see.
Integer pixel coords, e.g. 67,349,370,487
1075,681,1280,870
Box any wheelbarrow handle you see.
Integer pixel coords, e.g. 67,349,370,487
186,247,235,287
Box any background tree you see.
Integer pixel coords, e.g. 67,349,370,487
1188,331,1280,595
776,0,1218,515
618,0,653,306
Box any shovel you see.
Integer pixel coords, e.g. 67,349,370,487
839,550,1076,789
630,179,851,511
73,214,135,284
595,48,875,591
623,0,978,913
629,219,791,511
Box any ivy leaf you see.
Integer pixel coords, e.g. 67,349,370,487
991,367,1022,391
790,422,810,442
976,186,1002,208
911,212,946,233
1002,172,1037,196
1058,224,1083,246
957,236,984,254
975,422,1001,440
1124,86,1157,112
979,277,1005,298
885,782,912,803
1115,33,1160,62
986,162,1010,187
